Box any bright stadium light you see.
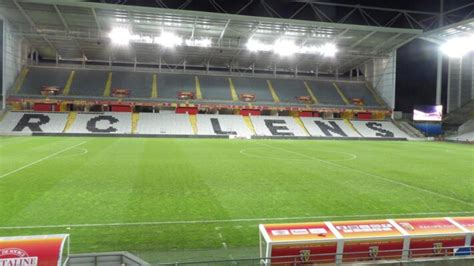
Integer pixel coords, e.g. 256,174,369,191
297,43,338,57
273,39,298,56
186,38,212,47
108,27,132,46
319,43,338,57
246,39,272,52
246,38,338,57
440,36,474,58
155,32,183,48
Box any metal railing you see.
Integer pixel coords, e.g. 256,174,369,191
155,246,473,265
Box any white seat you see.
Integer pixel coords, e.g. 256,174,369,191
351,120,409,138
68,112,132,134
0,111,68,133
449,131,474,141
250,116,307,137
137,113,193,135
301,117,360,137
196,114,252,136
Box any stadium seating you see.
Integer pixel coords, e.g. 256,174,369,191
305,80,346,105
250,116,308,137
301,117,361,137
351,120,410,138
196,114,252,136
136,113,193,135
0,111,68,133
270,79,308,103
111,71,153,98
448,120,474,141
157,74,195,99
18,68,71,95
67,112,132,134
449,131,474,142
13,67,387,109
232,76,274,103
336,82,379,106
0,111,410,139
68,70,108,97
198,76,232,101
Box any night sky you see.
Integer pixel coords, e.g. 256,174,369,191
91,0,473,112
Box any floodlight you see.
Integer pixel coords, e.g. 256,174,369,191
155,32,183,48
300,45,319,54
319,43,337,57
440,36,474,58
273,39,297,56
186,38,212,47
246,39,272,52
108,28,132,46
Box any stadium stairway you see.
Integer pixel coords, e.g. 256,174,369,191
243,116,256,135
396,120,425,138
103,72,113,97
332,82,350,105
62,70,76,96
366,82,387,107
194,76,203,99
189,114,198,134
13,67,29,93
0,110,6,122
344,119,363,137
303,81,319,104
266,80,280,103
151,74,158,98
63,112,77,133
131,113,140,134
228,78,239,101
293,117,310,136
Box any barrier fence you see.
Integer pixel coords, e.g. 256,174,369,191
154,246,473,265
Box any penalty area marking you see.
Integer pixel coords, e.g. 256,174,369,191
1,211,474,230
0,141,87,180
256,142,474,207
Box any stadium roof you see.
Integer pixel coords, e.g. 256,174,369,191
421,18,474,44
1,0,423,74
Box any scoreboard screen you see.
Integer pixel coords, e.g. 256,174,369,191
413,105,443,121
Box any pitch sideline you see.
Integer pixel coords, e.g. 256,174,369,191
0,211,473,230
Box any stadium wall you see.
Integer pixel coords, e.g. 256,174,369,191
447,51,474,113
363,51,397,109
1,16,25,109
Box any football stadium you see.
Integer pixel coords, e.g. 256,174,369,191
0,0,473,265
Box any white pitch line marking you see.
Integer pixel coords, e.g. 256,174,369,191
240,147,357,162
0,141,87,180
53,147,89,159
257,142,474,207
1,211,473,230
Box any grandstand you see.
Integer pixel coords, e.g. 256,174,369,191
0,0,473,265
12,66,390,109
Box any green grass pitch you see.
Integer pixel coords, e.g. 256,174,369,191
0,136,473,262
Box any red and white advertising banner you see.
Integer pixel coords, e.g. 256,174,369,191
393,218,467,257
0,234,69,266
330,219,405,262
261,222,338,263
259,217,473,265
